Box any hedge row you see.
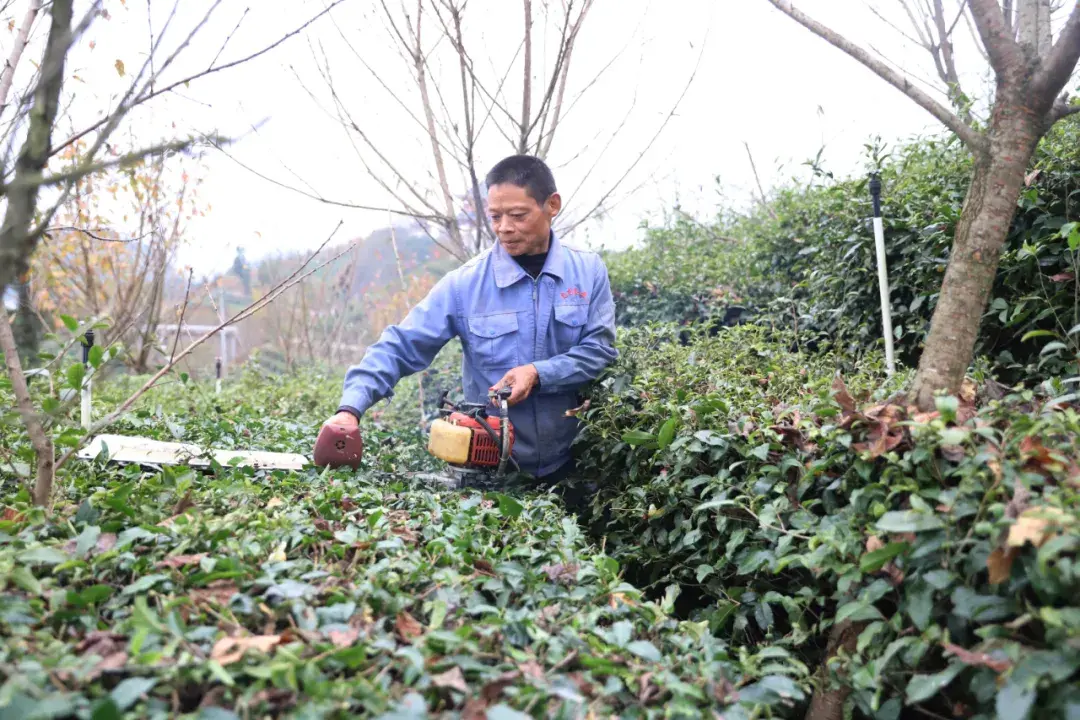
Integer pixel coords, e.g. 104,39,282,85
1,369,810,720
606,123,1080,382
575,323,1080,719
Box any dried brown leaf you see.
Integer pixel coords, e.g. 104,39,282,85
987,547,1018,584
542,563,579,585
474,558,497,577
172,490,195,515
1,508,25,522
266,497,284,508
327,626,360,648
518,660,545,682
210,634,281,665
1007,507,1069,548
90,652,128,679
395,611,424,641
565,399,591,417
865,536,885,553
943,642,1011,673
1049,272,1075,283
190,580,239,608
462,699,489,720
832,376,856,412
481,670,521,702
155,553,206,569
432,666,469,694
77,630,125,656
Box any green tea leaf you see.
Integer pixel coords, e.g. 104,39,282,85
906,662,964,703
875,510,944,533
860,542,909,573
657,417,677,449
622,430,656,446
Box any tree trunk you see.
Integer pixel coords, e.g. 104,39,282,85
12,278,40,362
909,103,1041,410
0,314,54,507
0,0,73,295
804,619,863,720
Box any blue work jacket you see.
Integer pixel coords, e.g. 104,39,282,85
339,231,618,478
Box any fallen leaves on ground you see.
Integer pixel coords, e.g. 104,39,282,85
155,553,206,569
210,634,282,665
431,666,468,694
395,611,424,641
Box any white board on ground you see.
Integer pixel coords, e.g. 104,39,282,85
77,434,309,471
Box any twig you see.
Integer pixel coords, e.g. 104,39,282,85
55,221,351,472
43,226,152,243
744,141,777,219
0,318,54,505
169,269,194,366
50,1,346,157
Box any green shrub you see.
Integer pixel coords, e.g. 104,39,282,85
603,214,757,328
604,124,1080,384
0,366,815,719
577,324,1080,719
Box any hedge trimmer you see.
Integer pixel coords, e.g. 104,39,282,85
78,385,519,489
313,386,519,489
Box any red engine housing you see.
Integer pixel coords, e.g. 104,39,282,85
448,412,515,467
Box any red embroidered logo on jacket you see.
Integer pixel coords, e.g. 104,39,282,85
561,287,587,299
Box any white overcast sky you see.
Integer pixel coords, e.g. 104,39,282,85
32,0,1028,276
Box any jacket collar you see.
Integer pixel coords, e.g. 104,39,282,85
492,229,566,288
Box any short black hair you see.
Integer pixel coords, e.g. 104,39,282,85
484,155,557,204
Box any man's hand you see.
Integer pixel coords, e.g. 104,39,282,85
491,364,539,406
324,410,359,429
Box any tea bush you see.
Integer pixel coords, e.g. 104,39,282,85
576,323,1080,719
606,123,1080,383
0,369,811,720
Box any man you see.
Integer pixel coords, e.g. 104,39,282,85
323,155,619,487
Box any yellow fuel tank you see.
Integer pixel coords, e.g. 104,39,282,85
427,418,472,465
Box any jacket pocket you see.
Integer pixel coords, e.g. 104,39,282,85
552,303,588,352
467,312,520,369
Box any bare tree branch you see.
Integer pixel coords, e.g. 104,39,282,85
1032,1,1080,103
43,226,152,243
765,1,986,154
208,138,449,225
1049,95,1080,123
0,0,42,116
561,30,706,234
520,0,533,153
966,0,1023,73
55,221,351,472
744,141,778,219
50,0,345,158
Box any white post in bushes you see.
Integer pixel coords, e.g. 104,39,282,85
870,174,896,376
215,356,222,395
81,330,93,430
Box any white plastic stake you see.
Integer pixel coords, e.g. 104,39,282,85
81,330,94,430
870,175,896,376
215,357,222,395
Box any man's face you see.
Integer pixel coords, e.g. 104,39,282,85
487,183,561,256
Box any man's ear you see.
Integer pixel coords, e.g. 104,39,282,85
546,192,562,218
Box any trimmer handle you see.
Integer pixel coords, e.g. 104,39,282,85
313,422,364,469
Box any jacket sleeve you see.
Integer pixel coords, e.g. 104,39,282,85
532,258,619,391
339,273,457,415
